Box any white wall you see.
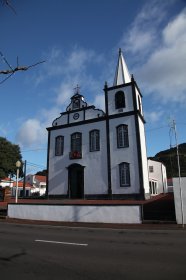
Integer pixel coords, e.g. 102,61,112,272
8,204,142,224
109,115,140,194
48,120,108,196
148,159,168,195
138,118,149,196
107,85,134,115
173,177,186,225
0,180,13,188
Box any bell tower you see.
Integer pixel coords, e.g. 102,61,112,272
104,49,149,199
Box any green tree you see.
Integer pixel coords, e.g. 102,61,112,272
0,137,23,178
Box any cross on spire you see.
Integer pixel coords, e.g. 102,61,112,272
74,84,80,95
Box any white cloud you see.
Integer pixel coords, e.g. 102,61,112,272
56,82,75,107
16,119,46,148
93,94,105,111
16,46,105,148
67,48,96,72
163,8,186,45
144,110,164,123
136,8,186,104
120,0,170,56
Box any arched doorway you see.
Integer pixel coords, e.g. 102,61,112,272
68,164,84,199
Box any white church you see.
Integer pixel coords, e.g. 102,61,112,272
46,49,164,200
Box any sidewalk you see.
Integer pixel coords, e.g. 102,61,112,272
0,216,181,230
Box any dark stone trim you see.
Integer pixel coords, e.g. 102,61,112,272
109,193,145,200
65,105,94,114
104,83,112,197
131,80,145,200
63,105,105,115
119,162,131,187
84,193,144,200
107,82,132,91
47,194,69,199
131,76,143,98
138,111,146,124
83,108,86,121
67,111,70,124
9,201,144,206
47,110,145,132
116,124,129,148
46,130,50,197
47,193,145,201
109,110,145,123
44,193,144,201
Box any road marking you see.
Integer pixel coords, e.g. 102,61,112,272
35,239,88,246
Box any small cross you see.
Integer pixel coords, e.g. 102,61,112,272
74,84,80,94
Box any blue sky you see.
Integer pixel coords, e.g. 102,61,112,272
0,0,186,174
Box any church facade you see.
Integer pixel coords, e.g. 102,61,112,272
46,50,150,199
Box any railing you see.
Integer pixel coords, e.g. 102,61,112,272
69,151,82,159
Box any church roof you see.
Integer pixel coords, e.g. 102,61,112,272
113,48,131,86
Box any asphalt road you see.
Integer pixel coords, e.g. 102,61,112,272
0,222,186,280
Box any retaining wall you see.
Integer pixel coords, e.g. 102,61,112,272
8,204,142,224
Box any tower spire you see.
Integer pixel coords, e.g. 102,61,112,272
113,49,131,86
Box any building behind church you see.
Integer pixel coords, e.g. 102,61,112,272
46,50,155,200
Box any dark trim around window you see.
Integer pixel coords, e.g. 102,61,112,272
115,91,125,109
89,129,100,152
119,162,130,187
116,124,129,148
55,135,64,156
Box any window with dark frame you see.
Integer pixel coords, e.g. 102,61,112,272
119,162,130,187
72,99,80,109
115,91,125,109
55,136,64,156
89,130,100,152
149,166,154,173
71,132,82,152
117,124,129,148
149,180,158,195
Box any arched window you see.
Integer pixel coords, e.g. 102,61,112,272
55,136,64,156
89,130,100,152
71,132,82,153
73,99,80,109
117,125,129,148
115,91,125,109
119,162,130,187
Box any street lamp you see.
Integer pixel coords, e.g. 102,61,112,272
15,160,21,203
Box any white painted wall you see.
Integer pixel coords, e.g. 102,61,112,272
173,177,186,225
48,120,108,196
148,159,168,195
8,204,142,224
48,79,149,199
135,87,143,116
138,118,149,196
107,85,134,115
109,115,140,194
0,179,13,188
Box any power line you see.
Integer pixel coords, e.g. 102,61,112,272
26,161,46,169
21,148,47,152
146,125,169,133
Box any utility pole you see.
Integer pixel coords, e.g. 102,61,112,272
171,120,184,228
23,160,27,197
